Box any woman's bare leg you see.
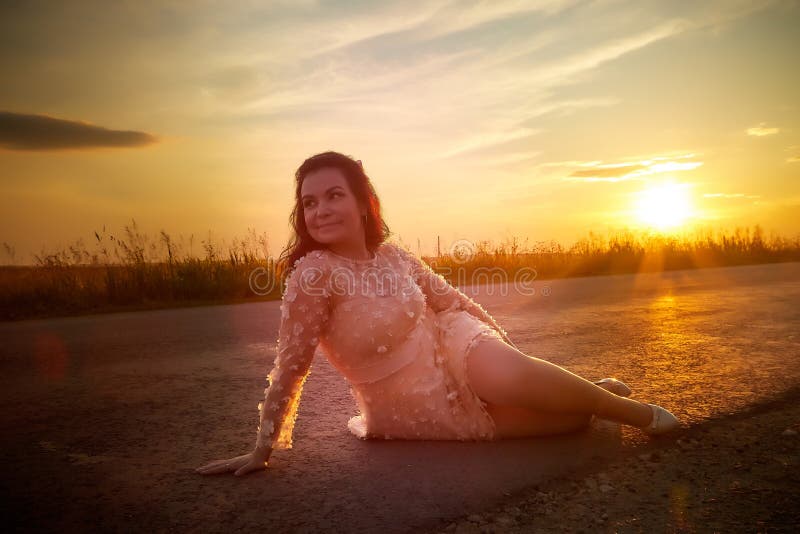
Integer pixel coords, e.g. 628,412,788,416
467,337,654,428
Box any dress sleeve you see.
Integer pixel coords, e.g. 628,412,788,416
255,252,331,450
389,243,516,348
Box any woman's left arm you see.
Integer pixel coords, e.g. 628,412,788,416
391,243,517,350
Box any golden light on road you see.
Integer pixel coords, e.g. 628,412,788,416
635,182,694,230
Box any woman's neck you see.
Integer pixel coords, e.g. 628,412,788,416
327,241,373,261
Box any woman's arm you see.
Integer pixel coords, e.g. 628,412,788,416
195,252,331,476
255,252,332,451
390,243,517,349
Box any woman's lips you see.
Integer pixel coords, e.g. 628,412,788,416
317,222,341,229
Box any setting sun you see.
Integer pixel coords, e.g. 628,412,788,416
635,182,694,230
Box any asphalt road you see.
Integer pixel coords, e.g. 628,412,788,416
1,261,798,532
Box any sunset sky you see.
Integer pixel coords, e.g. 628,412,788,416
1,0,798,263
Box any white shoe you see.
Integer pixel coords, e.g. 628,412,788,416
593,378,632,397
642,403,680,435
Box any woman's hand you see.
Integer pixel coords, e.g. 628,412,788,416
195,446,272,476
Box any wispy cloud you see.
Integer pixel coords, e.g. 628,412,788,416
646,161,704,173
703,193,761,199
291,0,579,61
566,163,648,182
0,111,158,151
475,150,543,166
438,127,538,158
41,0,770,171
563,154,703,182
300,1,451,60
785,145,800,163
747,122,780,136
408,0,579,42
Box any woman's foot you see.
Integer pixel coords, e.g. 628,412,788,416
593,378,632,397
641,403,681,435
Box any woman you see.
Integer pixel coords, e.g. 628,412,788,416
196,151,679,477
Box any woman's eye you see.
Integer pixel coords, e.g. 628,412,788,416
303,191,342,208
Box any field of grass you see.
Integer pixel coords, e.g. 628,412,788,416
1,220,798,321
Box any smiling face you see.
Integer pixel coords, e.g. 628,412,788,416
300,166,366,247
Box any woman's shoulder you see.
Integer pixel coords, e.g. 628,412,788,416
284,249,334,287
281,251,333,303
380,241,424,271
290,248,330,269
379,240,413,258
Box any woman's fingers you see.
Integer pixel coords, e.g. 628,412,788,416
196,457,240,475
234,463,252,476
234,456,267,476
196,453,264,476
195,460,222,473
196,461,231,475
234,460,255,476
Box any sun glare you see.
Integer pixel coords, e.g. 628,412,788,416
635,182,693,230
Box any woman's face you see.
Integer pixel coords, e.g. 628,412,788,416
300,166,365,246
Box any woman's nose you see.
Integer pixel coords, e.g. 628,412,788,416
316,200,333,217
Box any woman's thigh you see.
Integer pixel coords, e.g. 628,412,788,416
466,337,591,436
466,336,549,406
484,402,591,438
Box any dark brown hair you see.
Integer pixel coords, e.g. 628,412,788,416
276,151,391,278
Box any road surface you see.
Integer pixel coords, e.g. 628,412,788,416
1,261,798,532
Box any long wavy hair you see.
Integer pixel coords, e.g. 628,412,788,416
276,151,391,278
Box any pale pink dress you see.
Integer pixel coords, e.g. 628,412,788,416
255,241,511,450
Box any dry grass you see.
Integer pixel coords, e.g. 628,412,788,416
0,220,279,321
1,221,798,321
421,225,800,287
